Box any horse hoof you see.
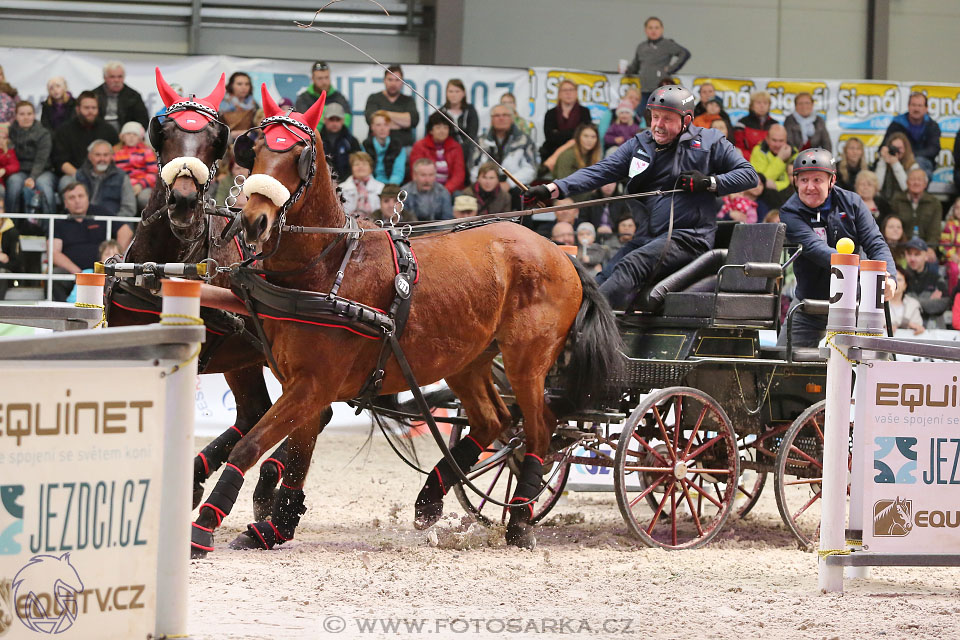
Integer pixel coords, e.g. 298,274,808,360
228,531,262,551
192,483,204,510
190,522,215,558
252,492,275,522
190,543,211,559
506,522,537,550
414,502,443,530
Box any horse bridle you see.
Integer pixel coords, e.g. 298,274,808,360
143,100,230,243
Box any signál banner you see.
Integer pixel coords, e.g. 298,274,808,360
0,365,165,638
857,360,960,553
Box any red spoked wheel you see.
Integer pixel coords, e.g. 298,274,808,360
774,401,851,547
735,441,767,519
614,387,740,550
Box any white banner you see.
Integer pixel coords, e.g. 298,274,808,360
0,364,165,638
857,360,960,553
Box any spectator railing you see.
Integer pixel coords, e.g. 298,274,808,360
1,213,141,301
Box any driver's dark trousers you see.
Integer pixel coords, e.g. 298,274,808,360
597,233,705,310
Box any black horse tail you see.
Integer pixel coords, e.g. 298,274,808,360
558,257,624,413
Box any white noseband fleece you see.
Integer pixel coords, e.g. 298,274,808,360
160,156,210,186
242,174,291,208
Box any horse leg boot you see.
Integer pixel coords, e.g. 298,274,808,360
506,454,544,549
251,440,289,522
234,411,331,550
192,366,271,509
415,366,507,529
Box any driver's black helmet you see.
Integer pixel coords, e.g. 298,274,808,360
646,85,696,120
793,148,836,176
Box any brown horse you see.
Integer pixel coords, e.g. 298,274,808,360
109,69,331,519
189,86,620,556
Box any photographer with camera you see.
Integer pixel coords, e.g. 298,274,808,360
872,132,919,203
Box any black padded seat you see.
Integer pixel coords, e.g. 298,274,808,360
660,223,786,324
635,249,727,311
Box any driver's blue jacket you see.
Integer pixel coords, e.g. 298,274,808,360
553,125,758,250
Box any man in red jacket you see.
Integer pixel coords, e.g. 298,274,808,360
409,111,465,194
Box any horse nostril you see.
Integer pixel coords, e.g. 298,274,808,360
257,215,268,237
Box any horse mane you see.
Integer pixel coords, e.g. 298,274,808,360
874,500,897,524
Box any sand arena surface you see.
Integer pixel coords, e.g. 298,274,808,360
189,429,960,640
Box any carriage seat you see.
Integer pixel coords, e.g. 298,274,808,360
654,223,786,324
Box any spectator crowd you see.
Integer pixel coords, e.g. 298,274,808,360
2,19,960,328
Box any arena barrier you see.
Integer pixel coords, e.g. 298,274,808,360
819,246,960,592
0,277,204,639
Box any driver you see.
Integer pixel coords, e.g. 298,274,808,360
526,84,758,309
779,148,896,347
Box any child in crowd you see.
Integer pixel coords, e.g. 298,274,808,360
65,239,122,303
692,97,723,129
603,101,641,150
114,121,157,211
941,200,960,294
0,123,19,204
718,181,764,223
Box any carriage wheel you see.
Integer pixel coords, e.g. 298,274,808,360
735,442,767,519
449,423,570,527
614,387,740,550
774,401,851,547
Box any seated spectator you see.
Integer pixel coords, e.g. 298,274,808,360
296,61,352,132
873,132,918,202
940,200,960,294
579,182,629,237
51,182,111,301
889,266,925,335
903,236,951,327
440,79,479,168
7,101,56,219
0,123,18,203
734,90,778,161
114,122,157,212
553,123,601,202
604,101,641,151
533,197,579,238
604,213,637,252
0,65,18,125
836,137,866,190
854,170,891,220
882,92,940,177
52,91,119,191
750,124,793,201
711,118,735,146
550,220,575,246
93,61,148,131
500,92,536,141
692,97,724,130
891,168,941,254
76,140,136,217
783,92,831,151
471,105,537,208
41,77,76,132
452,194,478,219
220,72,258,139
0,201,22,300
694,83,731,129
410,112,465,194
625,16,691,115
599,88,642,144
719,181,764,224
401,159,451,221
540,79,592,169
340,152,383,217
363,110,406,186
576,221,609,274
881,214,907,268
319,103,360,182
364,65,419,148
367,183,415,224
465,162,511,215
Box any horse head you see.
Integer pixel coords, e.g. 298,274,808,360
149,67,228,233
238,84,327,250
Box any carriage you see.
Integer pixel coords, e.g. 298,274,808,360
386,220,838,551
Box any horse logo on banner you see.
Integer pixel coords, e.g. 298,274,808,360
11,553,85,634
873,497,914,537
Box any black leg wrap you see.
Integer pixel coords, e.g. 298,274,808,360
193,425,246,509
414,437,483,529
507,455,543,549
252,441,288,521
240,485,306,550
192,463,245,555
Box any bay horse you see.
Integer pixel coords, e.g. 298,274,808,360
189,85,621,556
108,68,330,519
